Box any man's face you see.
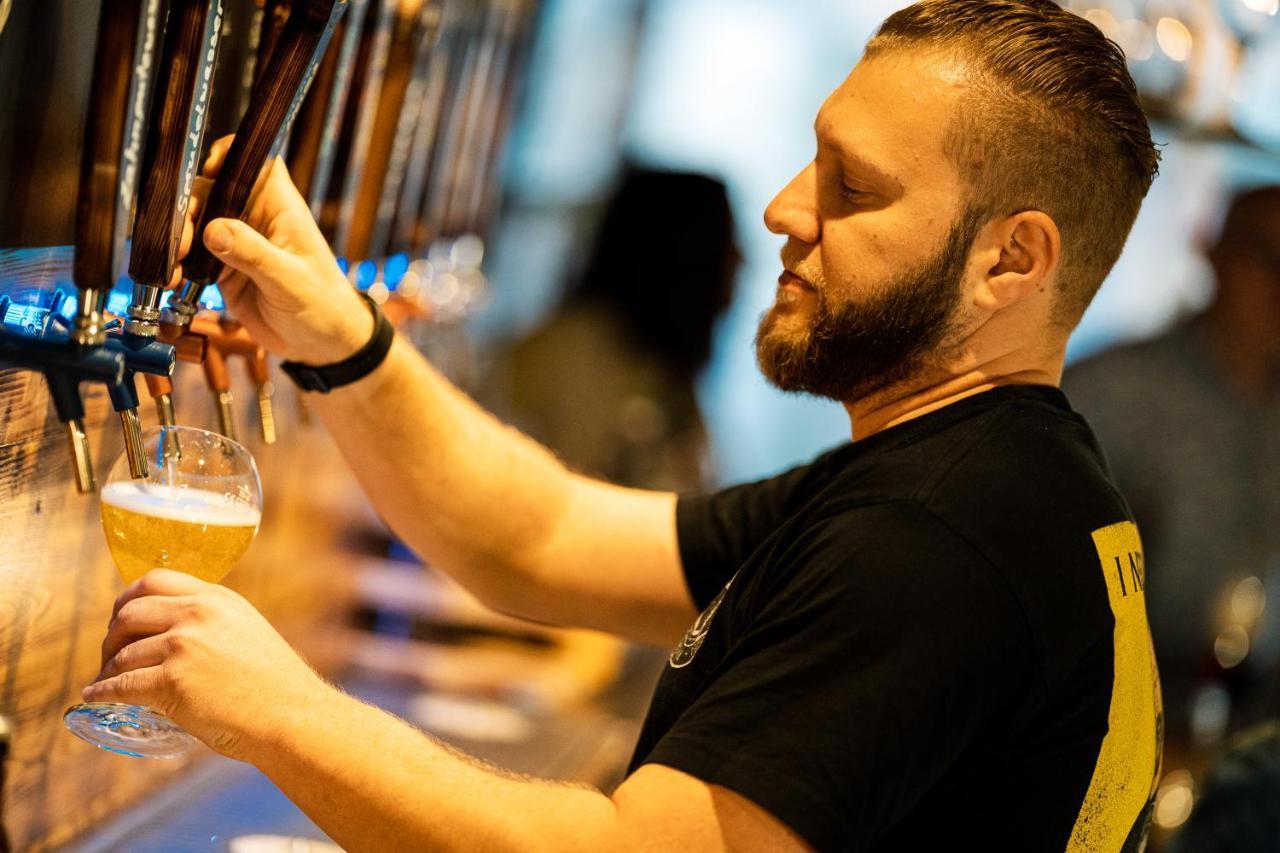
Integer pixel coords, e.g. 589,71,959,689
758,50,979,402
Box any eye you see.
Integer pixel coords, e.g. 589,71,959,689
840,185,869,203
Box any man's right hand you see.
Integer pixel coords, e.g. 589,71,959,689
182,135,374,366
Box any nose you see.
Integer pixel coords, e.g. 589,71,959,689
764,163,820,246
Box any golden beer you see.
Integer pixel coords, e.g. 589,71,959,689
100,482,262,583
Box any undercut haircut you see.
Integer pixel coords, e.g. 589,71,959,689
867,0,1160,327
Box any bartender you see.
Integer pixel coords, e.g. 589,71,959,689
86,1,1165,849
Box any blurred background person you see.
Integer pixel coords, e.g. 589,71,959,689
482,166,739,492
1064,186,1280,773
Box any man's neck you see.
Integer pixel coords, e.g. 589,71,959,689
843,352,1064,441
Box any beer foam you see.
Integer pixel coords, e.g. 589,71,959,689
100,482,261,527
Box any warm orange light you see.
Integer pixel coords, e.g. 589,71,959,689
1156,17,1193,63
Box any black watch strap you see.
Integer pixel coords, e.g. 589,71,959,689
280,293,394,393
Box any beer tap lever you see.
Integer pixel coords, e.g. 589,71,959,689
164,0,349,328
124,0,225,346
64,0,155,486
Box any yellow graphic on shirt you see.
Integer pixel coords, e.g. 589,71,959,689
1068,522,1164,852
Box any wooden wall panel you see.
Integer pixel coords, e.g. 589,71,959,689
0,323,361,851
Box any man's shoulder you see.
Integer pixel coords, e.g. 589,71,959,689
902,407,1129,688
759,499,1008,611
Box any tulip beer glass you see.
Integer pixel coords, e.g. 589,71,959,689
64,425,262,758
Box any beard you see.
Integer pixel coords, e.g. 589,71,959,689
756,210,981,403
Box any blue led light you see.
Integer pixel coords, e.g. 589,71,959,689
106,291,131,316
336,256,350,275
384,253,410,289
202,285,225,311
355,260,378,291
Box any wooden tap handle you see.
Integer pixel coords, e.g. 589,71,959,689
129,0,224,288
74,0,146,294
182,0,347,288
256,0,293,82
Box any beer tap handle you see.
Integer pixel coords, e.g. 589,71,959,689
74,0,146,347
169,0,348,324
127,0,225,341
66,0,148,486
256,0,294,83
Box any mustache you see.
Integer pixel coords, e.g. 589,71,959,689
779,240,824,289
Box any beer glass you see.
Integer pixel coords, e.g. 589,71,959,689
64,425,263,758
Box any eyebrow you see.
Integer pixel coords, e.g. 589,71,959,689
813,116,903,191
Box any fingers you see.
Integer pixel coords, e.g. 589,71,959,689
176,209,195,259
203,135,235,178
82,665,167,707
100,595,189,669
203,218,301,291
187,175,212,222
98,632,173,681
112,568,208,620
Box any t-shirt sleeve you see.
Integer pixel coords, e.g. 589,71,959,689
677,446,849,609
645,501,1034,850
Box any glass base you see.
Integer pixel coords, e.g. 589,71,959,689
64,702,195,759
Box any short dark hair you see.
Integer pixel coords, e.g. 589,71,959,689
867,0,1160,327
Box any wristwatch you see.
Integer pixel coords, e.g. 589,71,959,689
280,292,394,393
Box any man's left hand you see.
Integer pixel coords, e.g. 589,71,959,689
85,569,329,761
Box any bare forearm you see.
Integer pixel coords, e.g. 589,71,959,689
310,337,576,606
308,335,694,644
248,683,620,853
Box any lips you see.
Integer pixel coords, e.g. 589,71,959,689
779,270,814,291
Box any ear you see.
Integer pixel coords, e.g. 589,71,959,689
972,211,1061,313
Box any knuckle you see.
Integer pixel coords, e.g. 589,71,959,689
116,599,140,625
165,630,191,655
181,598,207,622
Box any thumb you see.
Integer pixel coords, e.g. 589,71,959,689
203,218,296,290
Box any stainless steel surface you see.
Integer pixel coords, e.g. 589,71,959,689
65,418,96,494
257,383,277,444
215,389,238,441
125,283,164,337
71,287,109,346
120,406,148,479
156,391,177,427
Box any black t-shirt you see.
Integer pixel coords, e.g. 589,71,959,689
629,386,1163,852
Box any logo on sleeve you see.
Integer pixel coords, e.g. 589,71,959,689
669,574,736,669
